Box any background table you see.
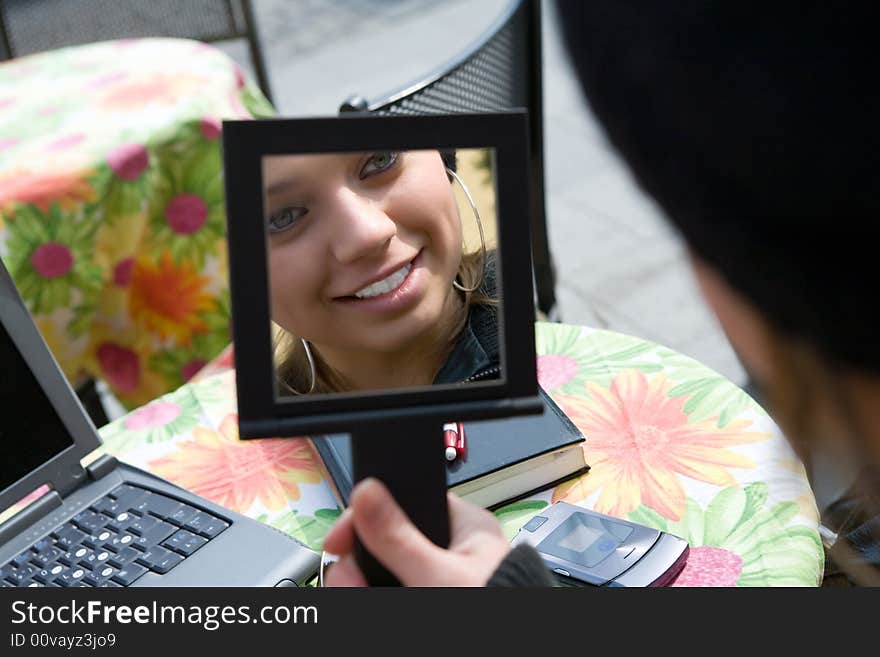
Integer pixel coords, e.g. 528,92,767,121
0,38,273,409
92,322,824,586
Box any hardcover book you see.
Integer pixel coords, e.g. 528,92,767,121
310,387,589,510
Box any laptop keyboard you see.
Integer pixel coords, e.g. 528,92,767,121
1,484,229,587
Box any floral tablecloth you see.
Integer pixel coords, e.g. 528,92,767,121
92,322,823,587
0,38,274,409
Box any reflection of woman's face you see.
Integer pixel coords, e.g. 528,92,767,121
264,150,462,357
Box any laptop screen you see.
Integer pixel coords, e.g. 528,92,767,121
0,321,74,493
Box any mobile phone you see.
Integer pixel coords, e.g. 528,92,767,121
510,501,689,587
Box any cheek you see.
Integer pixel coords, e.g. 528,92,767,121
268,247,319,329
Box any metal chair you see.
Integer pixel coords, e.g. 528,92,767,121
339,0,559,320
0,0,273,103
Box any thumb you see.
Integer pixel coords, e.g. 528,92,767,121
350,478,445,585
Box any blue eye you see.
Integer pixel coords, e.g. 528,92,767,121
359,151,399,179
267,207,307,234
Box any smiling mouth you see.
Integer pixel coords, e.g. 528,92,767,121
351,262,413,299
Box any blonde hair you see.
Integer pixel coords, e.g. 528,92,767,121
274,249,493,395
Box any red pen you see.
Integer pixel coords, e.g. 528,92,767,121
443,421,467,462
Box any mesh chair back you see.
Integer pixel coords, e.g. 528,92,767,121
0,0,272,102
340,0,556,318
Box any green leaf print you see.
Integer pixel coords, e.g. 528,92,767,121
493,500,549,541
536,325,664,394
271,508,341,551
702,487,746,547
627,505,668,533
660,349,756,428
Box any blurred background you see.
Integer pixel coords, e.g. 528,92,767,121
216,0,746,385
0,0,746,402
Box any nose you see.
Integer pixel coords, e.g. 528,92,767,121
328,188,396,263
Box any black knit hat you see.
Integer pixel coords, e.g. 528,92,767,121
557,0,880,373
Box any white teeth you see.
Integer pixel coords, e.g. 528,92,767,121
354,264,411,299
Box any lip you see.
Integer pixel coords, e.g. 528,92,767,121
333,251,424,314
340,255,418,299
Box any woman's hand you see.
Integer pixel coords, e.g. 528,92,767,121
322,477,512,586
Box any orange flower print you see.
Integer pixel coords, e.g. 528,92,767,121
129,251,215,345
148,414,322,513
552,371,770,521
0,168,96,215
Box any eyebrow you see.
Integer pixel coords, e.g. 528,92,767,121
265,178,301,197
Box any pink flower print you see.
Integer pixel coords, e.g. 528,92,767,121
46,134,86,152
124,400,182,431
234,66,245,89
107,143,149,181
537,354,578,391
31,243,74,278
199,117,221,141
671,546,743,587
165,194,207,234
86,71,128,90
113,258,134,286
181,359,207,382
97,343,140,392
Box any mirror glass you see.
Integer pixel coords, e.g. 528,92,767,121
262,147,502,399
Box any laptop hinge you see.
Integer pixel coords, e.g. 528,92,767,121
0,490,63,547
86,454,119,481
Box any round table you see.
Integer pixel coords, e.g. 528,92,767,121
90,322,824,587
0,38,274,409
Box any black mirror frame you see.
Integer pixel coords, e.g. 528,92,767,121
222,111,541,438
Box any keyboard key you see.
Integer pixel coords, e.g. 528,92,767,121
31,546,62,567
127,515,160,536
108,546,141,569
169,505,199,526
141,493,184,520
84,565,117,587
104,532,138,553
163,530,208,557
105,511,138,533
5,564,38,586
33,563,65,585
54,566,87,587
79,549,112,571
111,488,149,513
11,551,32,567
59,546,90,566
53,524,87,550
136,546,184,574
111,563,148,586
134,521,177,549
184,512,229,539
32,538,54,554
73,510,109,534
83,529,115,550
99,580,122,588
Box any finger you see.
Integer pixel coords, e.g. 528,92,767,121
322,508,356,556
323,553,368,587
349,478,445,585
447,492,506,543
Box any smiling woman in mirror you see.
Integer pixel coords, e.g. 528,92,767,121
262,149,499,395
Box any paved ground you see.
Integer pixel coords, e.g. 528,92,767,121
219,0,745,385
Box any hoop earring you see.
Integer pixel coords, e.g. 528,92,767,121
278,338,316,395
446,167,486,294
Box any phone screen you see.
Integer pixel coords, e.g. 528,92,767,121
537,511,634,568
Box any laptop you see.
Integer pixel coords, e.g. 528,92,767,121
0,260,321,587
